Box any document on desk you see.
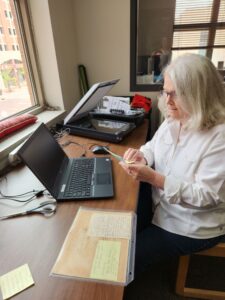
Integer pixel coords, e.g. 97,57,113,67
98,96,130,114
88,213,132,239
90,240,121,281
0,264,34,300
51,206,136,285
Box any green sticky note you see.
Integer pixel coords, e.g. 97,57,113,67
90,240,121,282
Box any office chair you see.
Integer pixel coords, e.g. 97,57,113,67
176,240,225,299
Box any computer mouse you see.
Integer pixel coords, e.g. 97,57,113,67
92,146,109,155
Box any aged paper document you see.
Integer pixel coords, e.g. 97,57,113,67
51,207,136,285
88,213,132,239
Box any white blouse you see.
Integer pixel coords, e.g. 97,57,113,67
140,118,225,238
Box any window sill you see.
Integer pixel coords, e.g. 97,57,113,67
0,109,65,171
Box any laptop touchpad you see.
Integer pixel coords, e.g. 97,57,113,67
95,173,111,185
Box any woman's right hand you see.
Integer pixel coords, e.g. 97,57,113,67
123,148,147,165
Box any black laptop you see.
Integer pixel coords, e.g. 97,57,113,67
17,123,114,200
61,79,136,143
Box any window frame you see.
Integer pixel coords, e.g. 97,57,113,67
4,0,46,117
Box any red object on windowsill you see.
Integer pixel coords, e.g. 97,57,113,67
0,114,38,139
131,94,152,113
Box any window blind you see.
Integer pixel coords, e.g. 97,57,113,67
172,0,225,51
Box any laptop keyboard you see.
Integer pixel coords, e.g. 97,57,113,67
64,159,94,198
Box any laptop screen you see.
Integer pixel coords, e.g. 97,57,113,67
18,124,66,194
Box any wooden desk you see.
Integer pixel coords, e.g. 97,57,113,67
0,121,148,300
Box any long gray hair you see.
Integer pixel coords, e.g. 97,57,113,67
158,53,225,130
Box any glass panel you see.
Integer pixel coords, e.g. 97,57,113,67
212,48,225,70
172,49,207,61
136,0,174,85
174,0,213,24
0,0,37,120
218,0,225,22
214,29,225,46
173,30,209,48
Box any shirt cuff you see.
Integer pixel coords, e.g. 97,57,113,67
164,175,182,204
139,146,154,166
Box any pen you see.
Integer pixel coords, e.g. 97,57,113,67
103,147,135,164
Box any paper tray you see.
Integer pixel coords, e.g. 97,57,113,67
51,206,136,285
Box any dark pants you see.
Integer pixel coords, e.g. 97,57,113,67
135,183,224,277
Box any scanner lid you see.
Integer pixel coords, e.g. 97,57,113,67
64,79,119,125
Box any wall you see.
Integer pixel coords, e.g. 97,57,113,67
29,0,80,112
73,0,130,98
29,0,160,114
48,0,79,111
29,0,64,110
72,0,161,134
72,0,159,101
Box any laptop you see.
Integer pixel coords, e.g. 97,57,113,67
60,79,136,143
17,123,114,200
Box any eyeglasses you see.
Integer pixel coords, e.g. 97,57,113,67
160,90,177,99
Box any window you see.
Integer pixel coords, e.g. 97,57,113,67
130,0,225,92
0,0,44,120
172,0,225,69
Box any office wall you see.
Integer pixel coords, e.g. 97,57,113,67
73,0,130,97
30,0,159,114
48,0,80,110
73,0,157,98
29,0,80,112
72,0,160,133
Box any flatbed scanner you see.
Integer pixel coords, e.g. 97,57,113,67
58,79,137,143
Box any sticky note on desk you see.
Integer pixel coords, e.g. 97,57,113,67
90,240,121,282
0,264,34,300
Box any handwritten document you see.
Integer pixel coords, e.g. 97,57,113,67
90,240,121,281
98,96,130,114
88,213,132,239
0,264,34,300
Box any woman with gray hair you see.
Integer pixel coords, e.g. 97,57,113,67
120,53,225,276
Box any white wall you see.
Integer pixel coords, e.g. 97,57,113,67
29,0,80,112
73,0,130,97
48,0,80,111
72,0,160,134
73,0,159,101
29,0,159,114
29,0,64,110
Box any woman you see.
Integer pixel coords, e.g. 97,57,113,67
120,53,225,276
